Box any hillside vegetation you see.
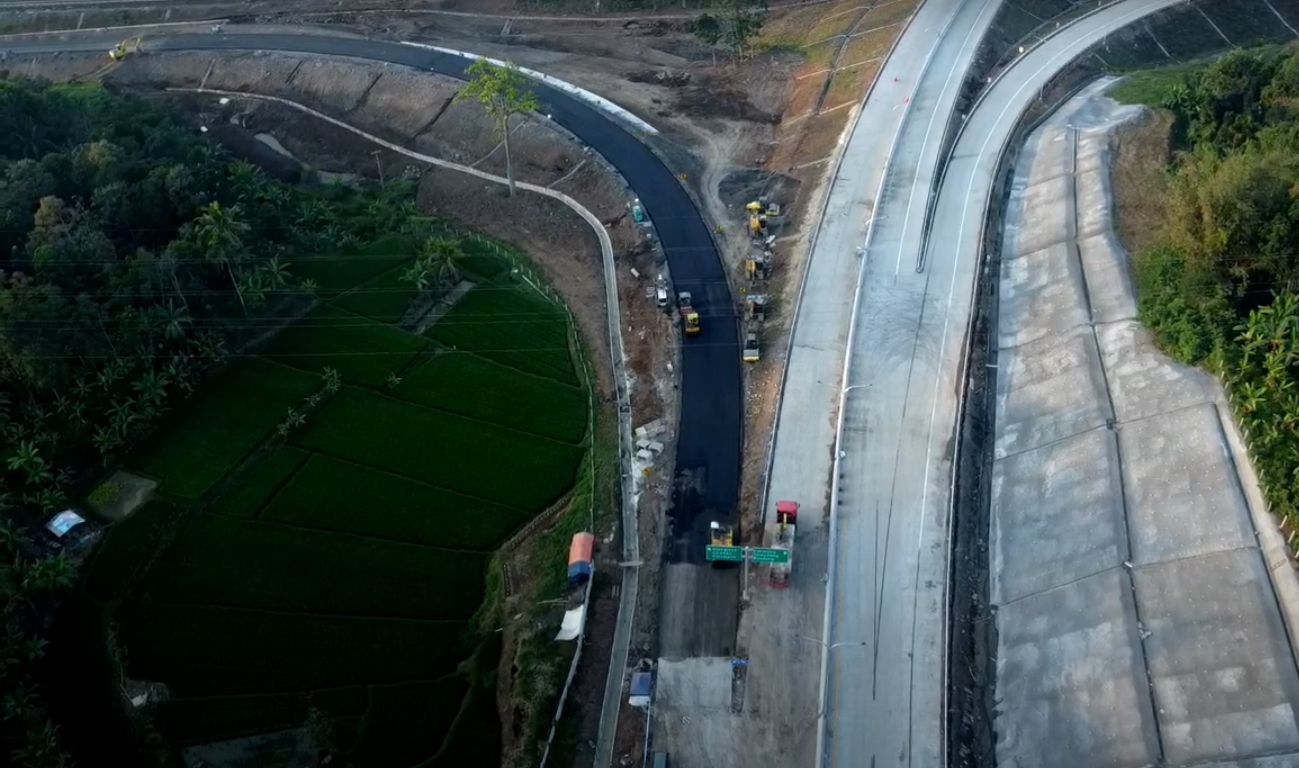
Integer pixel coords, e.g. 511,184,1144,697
1113,46,1299,524
0,78,592,768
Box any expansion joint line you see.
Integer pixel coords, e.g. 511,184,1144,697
1067,124,1166,763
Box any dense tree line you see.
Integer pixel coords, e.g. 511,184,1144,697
0,77,419,767
1136,46,1299,521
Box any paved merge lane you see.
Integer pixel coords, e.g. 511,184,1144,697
819,1,1002,766
0,32,744,537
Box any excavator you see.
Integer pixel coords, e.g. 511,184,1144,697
709,521,735,569
108,36,142,62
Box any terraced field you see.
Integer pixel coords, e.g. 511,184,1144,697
85,234,589,766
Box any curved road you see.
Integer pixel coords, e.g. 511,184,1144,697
802,0,1197,767
0,32,744,544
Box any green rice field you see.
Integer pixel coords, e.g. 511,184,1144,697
85,234,589,766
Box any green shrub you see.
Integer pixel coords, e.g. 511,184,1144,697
129,359,321,500
144,513,489,621
292,387,584,512
117,601,466,696
259,454,530,550
209,446,310,519
395,352,588,444
427,285,578,386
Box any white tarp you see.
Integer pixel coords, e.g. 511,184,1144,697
45,510,85,538
554,605,586,641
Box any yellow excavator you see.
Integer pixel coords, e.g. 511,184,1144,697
108,36,142,62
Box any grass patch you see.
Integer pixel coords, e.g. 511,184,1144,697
428,634,502,768
118,601,467,696
394,352,588,444
144,513,489,621
332,259,419,323
259,454,530,551
292,236,414,297
158,693,308,746
128,358,321,500
351,675,471,768
209,446,310,519
292,386,584,511
426,285,578,386
309,685,371,718
84,499,177,602
262,305,428,387
1108,61,1207,105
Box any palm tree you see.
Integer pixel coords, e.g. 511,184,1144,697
195,201,251,311
6,442,50,486
132,370,170,410
157,302,192,341
259,257,293,292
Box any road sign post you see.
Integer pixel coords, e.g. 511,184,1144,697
705,545,745,562
751,547,790,564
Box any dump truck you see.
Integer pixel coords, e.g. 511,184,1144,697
768,501,799,589
743,331,760,363
746,294,767,323
568,532,594,586
678,291,701,336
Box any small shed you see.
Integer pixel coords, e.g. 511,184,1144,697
567,532,595,585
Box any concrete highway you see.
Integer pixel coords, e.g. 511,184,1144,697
794,0,1201,767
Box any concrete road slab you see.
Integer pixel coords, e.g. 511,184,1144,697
1078,231,1137,324
1119,403,1256,565
995,325,1111,461
1137,549,1299,765
1098,319,1218,424
991,427,1127,605
1011,173,1072,256
1189,755,1299,768
994,567,1159,768
998,241,1089,349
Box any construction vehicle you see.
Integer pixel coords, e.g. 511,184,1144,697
746,248,771,281
709,520,735,569
745,294,767,324
108,36,142,61
743,331,760,363
678,291,701,336
746,201,768,237
768,501,799,589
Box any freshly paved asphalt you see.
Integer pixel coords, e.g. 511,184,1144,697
0,31,744,551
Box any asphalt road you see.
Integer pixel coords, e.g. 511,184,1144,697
0,31,743,551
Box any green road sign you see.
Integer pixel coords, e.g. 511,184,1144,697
751,547,790,565
706,545,745,562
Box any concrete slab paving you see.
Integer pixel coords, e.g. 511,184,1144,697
1077,231,1137,324
1099,319,1219,424
1009,173,1072,256
998,241,1089,349
990,426,1127,605
1120,404,1256,565
1137,549,1299,764
990,82,1299,768
995,567,1159,768
994,324,1111,461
